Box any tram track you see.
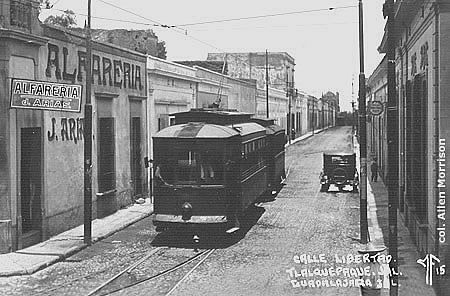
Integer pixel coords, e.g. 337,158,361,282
87,247,216,296
32,245,216,296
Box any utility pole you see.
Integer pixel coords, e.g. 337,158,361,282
321,97,324,129
312,99,315,135
351,100,356,133
358,0,368,244
384,0,398,294
287,71,291,144
266,49,269,118
84,0,93,245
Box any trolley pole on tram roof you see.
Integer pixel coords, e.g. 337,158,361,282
358,0,368,245
84,0,93,246
384,0,399,294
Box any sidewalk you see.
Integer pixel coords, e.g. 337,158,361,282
368,177,436,296
0,199,153,277
355,137,436,296
286,126,329,148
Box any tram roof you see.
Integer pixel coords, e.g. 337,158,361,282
250,118,284,134
230,122,267,136
154,122,240,139
250,117,276,126
154,122,266,139
172,108,254,125
265,124,284,134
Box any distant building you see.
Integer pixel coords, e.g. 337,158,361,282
207,52,297,136
206,52,295,92
321,91,340,127
175,60,257,113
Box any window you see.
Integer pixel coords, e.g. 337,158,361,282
331,156,350,164
155,147,225,185
158,114,169,131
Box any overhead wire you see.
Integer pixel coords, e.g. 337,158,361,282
96,0,185,32
40,0,359,97
90,0,360,103
173,5,357,27
88,1,357,61
188,21,358,32
43,8,357,32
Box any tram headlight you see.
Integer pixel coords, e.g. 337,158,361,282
181,202,193,221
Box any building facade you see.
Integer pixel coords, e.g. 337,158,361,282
321,91,340,127
366,56,388,180
192,66,230,109
147,56,198,135
255,87,288,129
374,1,450,294
206,52,296,92
225,77,257,114
0,0,147,252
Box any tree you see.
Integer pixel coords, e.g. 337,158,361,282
44,10,77,28
156,41,167,60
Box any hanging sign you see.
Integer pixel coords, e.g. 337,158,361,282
368,100,384,116
10,79,82,112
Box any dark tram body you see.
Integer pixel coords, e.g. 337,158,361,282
152,109,286,232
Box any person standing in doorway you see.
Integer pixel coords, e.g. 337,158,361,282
371,158,378,182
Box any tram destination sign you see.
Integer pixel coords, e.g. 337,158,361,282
367,100,384,116
10,79,82,113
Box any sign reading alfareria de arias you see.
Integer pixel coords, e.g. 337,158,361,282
10,79,82,112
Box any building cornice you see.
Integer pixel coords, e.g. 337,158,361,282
147,68,200,82
0,28,48,46
197,77,231,89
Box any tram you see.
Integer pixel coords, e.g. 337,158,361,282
152,109,286,233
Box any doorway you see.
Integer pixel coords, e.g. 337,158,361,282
130,117,142,198
20,127,42,248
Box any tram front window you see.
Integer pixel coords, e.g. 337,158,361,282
155,149,224,185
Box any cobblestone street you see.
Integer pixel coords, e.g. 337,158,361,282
0,126,367,296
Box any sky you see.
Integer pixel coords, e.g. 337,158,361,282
39,0,387,111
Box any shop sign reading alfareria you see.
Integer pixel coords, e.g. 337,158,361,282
10,79,82,112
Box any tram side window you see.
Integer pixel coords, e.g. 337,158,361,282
174,150,224,185
241,139,265,175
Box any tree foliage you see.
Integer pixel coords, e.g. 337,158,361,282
44,10,77,28
156,41,167,60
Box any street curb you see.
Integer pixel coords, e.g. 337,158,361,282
286,127,330,148
0,205,153,277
